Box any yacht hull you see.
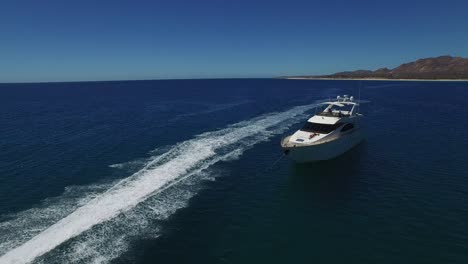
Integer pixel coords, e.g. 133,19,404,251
282,131,363,163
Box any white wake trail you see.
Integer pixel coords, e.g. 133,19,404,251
0,103,314,264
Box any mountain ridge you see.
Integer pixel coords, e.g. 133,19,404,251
287,56,468,79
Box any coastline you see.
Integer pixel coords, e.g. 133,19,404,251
284,77,468,82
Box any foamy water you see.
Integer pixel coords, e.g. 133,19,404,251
0,103,315,264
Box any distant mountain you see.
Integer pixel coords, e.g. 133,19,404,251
287,56,468,79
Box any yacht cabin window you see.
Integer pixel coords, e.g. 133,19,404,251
300,122,342,134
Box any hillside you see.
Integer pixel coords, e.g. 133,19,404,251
289,56,468,80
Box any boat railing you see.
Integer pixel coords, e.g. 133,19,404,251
281,129,359,148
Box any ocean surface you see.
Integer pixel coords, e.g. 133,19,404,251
0,79,467,263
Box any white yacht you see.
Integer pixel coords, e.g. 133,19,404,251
281,95,365,162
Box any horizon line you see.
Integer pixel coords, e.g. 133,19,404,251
0,77,281,85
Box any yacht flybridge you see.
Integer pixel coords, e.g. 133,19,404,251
281,95,365,162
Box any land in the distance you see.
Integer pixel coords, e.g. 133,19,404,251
284,55,468,80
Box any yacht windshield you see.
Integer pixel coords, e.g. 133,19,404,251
300,122,342,134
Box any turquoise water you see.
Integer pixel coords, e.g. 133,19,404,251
0,79,467,263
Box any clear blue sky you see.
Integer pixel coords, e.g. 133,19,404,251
1,0,467,82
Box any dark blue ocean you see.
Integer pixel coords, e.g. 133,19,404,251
0,79,467,263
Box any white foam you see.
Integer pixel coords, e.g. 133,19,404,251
0,103,314,264
0,182,113,256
